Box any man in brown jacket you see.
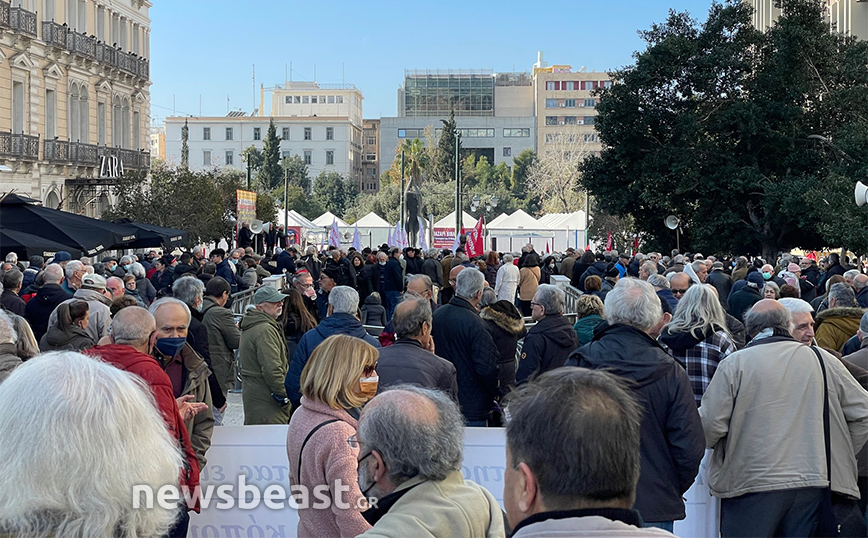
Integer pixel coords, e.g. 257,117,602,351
815,283,865,353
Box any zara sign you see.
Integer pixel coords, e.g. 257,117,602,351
99,155,124,179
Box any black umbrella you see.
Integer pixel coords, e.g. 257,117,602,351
0,227,83,259
0,193,138,256
112,218,189,249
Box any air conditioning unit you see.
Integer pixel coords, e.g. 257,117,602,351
559,103,566,107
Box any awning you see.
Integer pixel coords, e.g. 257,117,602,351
112,218,189,249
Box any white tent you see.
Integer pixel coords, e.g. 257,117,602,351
489,209,542,230
487,212,510,228
433,211,477,229
535,211,588,252
313,211,349,228
351,212,391,248
353,212,390,228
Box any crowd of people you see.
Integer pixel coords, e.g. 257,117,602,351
0,240,867,538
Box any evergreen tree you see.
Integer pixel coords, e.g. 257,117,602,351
435,110,458,182
180,119,189,169
281,154,311,193
258,119,283,190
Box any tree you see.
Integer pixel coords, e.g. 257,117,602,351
273,184,324,221
281,154,311,193
398,137,430,186
312,172,358,217
240,146,264,189
435,110,458,182
528,128,589,213
180,119,189,169
581,0,868,259
258,119,283,190
510,149,541,215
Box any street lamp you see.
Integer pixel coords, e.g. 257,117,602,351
454,133,462,235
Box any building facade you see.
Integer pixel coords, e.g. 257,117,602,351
746,0,868,39
361,119,379,193
0,0,151,216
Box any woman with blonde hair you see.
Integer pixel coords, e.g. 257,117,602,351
572,294,606,346
287,334,378,538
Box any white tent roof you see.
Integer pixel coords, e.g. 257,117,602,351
490,209,543,230
487,212,510,227
280,209,320,231
354,212,391,228
433,211,477,229
313,211,349,227
537,211,587,230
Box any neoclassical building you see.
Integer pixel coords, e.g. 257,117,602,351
0,0,151,216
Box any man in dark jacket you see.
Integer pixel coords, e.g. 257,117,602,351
817,252,846,298
431,268,499,426
0,269,26,316
516,284,579,385
579,257,608,291
377,294,457,399
285,286,380,408
211,249,239,294
24,264,72,341
20,255,44,295
383,248,405,321
403,247,423,275
567,278,704,528
420,249,444,291
728,271,764,323
706,262,732,312
276,248,297,275
799,256,820,286
324,249,356,288
316,267,340,320
237,222,253,249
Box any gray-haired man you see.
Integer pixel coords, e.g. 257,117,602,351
515,284,578,385
355,386,504,537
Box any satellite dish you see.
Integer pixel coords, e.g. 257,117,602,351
664,215,680,230
856,181,868,207
250,219,264,234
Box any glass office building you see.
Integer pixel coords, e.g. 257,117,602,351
402,70,495,117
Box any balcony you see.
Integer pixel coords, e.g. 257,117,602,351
40,19,150,82
7,5,37,37
105,147,150,170
44,140,150,170
0,132,40,161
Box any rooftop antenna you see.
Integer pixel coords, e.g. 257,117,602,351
252,64,256,114
342,63,345,85
199,95,201,116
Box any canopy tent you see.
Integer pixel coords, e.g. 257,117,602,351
312,211,349,228
536,211,587,230
487,212,511,228
112,219,189,249
0,227,84,259
0,193,138,257
353,212,391,228
347,212,390,248
488,209,541,230
433,211,478,229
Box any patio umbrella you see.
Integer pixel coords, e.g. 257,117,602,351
112,219,189,249
0,227,83,259
0,193,138,256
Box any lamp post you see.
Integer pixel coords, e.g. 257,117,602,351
400,150,406,231
283,166,289,232
454,133,462,236
246,157,252,190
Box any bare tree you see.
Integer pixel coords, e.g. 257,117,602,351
527,126,592,213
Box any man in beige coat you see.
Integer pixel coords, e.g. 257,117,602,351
356,386,505,538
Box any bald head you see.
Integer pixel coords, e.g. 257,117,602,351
365,389,438,426
745,298,792,339
855,274,868,291
668,272,691,299
105,276,125,299
111,306,156,349
449,265,465,282
751,298,787,315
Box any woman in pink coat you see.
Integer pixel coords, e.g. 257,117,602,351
287,334,379,538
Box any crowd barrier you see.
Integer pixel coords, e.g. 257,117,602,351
187,427,718,538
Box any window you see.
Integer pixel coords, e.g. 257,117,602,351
203,127,211,140
584,116,596,125
366,153,376,161
45,89,56,140
584,99,596,108
285,96,291,104
326,150,334,165
12,81,25,134
564,99,577,108
326,127,334,140
336,96,344,103
545,116,557,126
304,127,311,140
133,111,140,149
370,168,376,177
96,5,104,40
97,101,105,145
302,96,309,104
546,81,556,91
294,96,301,103
564,116,577,125
602,81,613,89
281,151,291,159
303,150,311,165
564,81,578,91
584,133,597,143
366,136,376,145
311,96,317,104
282,127,290,140
320,96,326,104
225,127,233,140
328,95,335,103
503,128,530,137
203,150,211,166
545,98,557,108
225,150,234,165
253,127,261,141
457,128,494,138
503,147,512,157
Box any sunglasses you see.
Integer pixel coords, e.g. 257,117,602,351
671,289,688,294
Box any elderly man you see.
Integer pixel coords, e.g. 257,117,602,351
355,386,504,537
237,221,253,249
0,269,26,316
649,274,678,313
701,300,868,537
800,256,821,286
317,267,340,320
854,274,868,308
684,260,708,285
568,279,704,529
639,261,658,281
432,268,499,426
406,274,438,313
706,262,732,311
420,248,444,292
49,273,112,343
376,294,457,398
815,282,865,353
86,306,207,530
149,298,214,469
505,368,674,537
24,264,71,341
105,276,126,301
239,286,291,424
515,284,579,385
728,272,765,323
201,277,241,401
667,271,692,303
494,253,520,303
61,260,86,294
0,310,22,382
286,286,380,408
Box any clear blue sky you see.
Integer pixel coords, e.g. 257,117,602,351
149,0,717,125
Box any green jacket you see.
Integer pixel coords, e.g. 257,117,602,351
573,314,606,346
201,296,241,396
239,308,290,424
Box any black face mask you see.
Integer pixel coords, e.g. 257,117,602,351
357,451,377,497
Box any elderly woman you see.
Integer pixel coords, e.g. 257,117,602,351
518,253,541,317
658,285,737,405
572,293,607,346
129,261,156,306
0,351,183,537
287,334,378,538
762,281,781,300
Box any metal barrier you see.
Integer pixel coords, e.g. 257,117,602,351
230,275,287,393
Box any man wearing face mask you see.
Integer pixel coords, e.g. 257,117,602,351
86,306,208,535
149,298,214,470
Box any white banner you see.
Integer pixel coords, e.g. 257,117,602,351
187,427,717,538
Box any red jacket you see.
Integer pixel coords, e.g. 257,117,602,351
86,344,201,512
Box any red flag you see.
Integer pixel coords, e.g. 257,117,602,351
807,251,817,261
546,242,550,254
466,216,484,258
605,231,613,251
633,234,639,255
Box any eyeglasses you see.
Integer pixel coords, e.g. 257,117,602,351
363,363,377,376
347,434,361,449
530,301,542,308
671,289,688,295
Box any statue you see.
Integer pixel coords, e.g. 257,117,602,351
405,176,422,247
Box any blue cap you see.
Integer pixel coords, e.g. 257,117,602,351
52,251,72,263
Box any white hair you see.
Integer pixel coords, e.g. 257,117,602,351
64,260,83,280
455,268,485,300
647,274,669,290
128,262,146,280
43,264,64,285
779,297,814,315
534,284,565,315
666,284,728,340
5,252,17,263
0,309,18,345
171,276,204,307
844,269,860,282
329,286,359,314
604,278,662,332
0,352,183,538
502,253,514,264
149,297,192,325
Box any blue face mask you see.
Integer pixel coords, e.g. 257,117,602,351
123,264,132,271
762,272,771,280
155,337,186,358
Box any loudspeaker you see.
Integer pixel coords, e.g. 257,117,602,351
664,215,680,230
261,222,271,234
250,219,264,234
855,181,868,207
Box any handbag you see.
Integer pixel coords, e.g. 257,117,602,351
810,346,840,537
